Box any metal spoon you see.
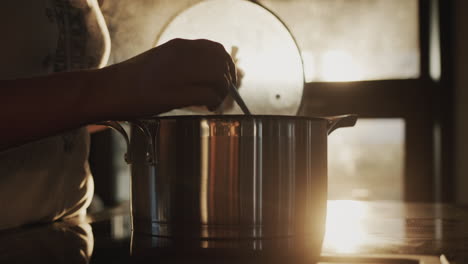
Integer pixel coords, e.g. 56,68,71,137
228,83,252,115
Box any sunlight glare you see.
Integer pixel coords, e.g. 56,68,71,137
322,50,362,82
323,200,371,253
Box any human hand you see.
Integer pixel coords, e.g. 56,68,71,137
106,38,237,119
214,45,245,114
0,39,236,148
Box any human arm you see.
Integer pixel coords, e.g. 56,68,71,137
0,38,236,150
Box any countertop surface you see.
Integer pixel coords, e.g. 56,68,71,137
2,201,468,263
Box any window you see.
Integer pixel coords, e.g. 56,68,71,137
259,0,420,82
100,0,453,203
328,119,405,200
267,0,451,202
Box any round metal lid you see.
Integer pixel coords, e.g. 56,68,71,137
155,0,304,116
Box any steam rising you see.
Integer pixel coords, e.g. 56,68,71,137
100,0,203,65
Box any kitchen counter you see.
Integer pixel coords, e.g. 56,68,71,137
1,201,468,263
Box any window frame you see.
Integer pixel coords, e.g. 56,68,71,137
298,0,454,202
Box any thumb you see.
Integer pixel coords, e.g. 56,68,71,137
187,81,228,111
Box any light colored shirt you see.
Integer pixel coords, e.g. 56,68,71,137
0,0,110,230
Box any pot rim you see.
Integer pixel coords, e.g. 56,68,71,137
140,115,328,122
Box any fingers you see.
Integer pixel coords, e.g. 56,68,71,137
156,38,238,111
189,80,228,111
226,60,237,88
189,39,238,87
200,41,237,111
215,42,238,87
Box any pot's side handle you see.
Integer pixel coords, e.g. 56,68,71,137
95,121,157,165
95,121,132,164
325,114,358,135
132,120,158,165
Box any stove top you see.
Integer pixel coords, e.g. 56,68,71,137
320,254,441,264
3,201,461,264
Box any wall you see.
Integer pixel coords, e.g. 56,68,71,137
101,0,203,64
455,0,468,203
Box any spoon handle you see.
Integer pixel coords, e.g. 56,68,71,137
229,83,252,115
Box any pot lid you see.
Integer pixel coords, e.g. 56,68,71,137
155,0,304,116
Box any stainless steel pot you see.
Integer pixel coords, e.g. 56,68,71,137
104,114,356,252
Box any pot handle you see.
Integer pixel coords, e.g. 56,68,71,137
95,121,157,165
95,121,132,164
325,114,358,135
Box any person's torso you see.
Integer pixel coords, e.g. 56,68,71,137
0,0,110,79
0,0,110,229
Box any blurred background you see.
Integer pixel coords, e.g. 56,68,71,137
88,0,468,207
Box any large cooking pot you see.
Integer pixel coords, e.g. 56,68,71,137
102,114,356,256
103,0,357,259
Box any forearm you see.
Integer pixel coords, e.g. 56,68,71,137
0,39,235,150
0,69,111,150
